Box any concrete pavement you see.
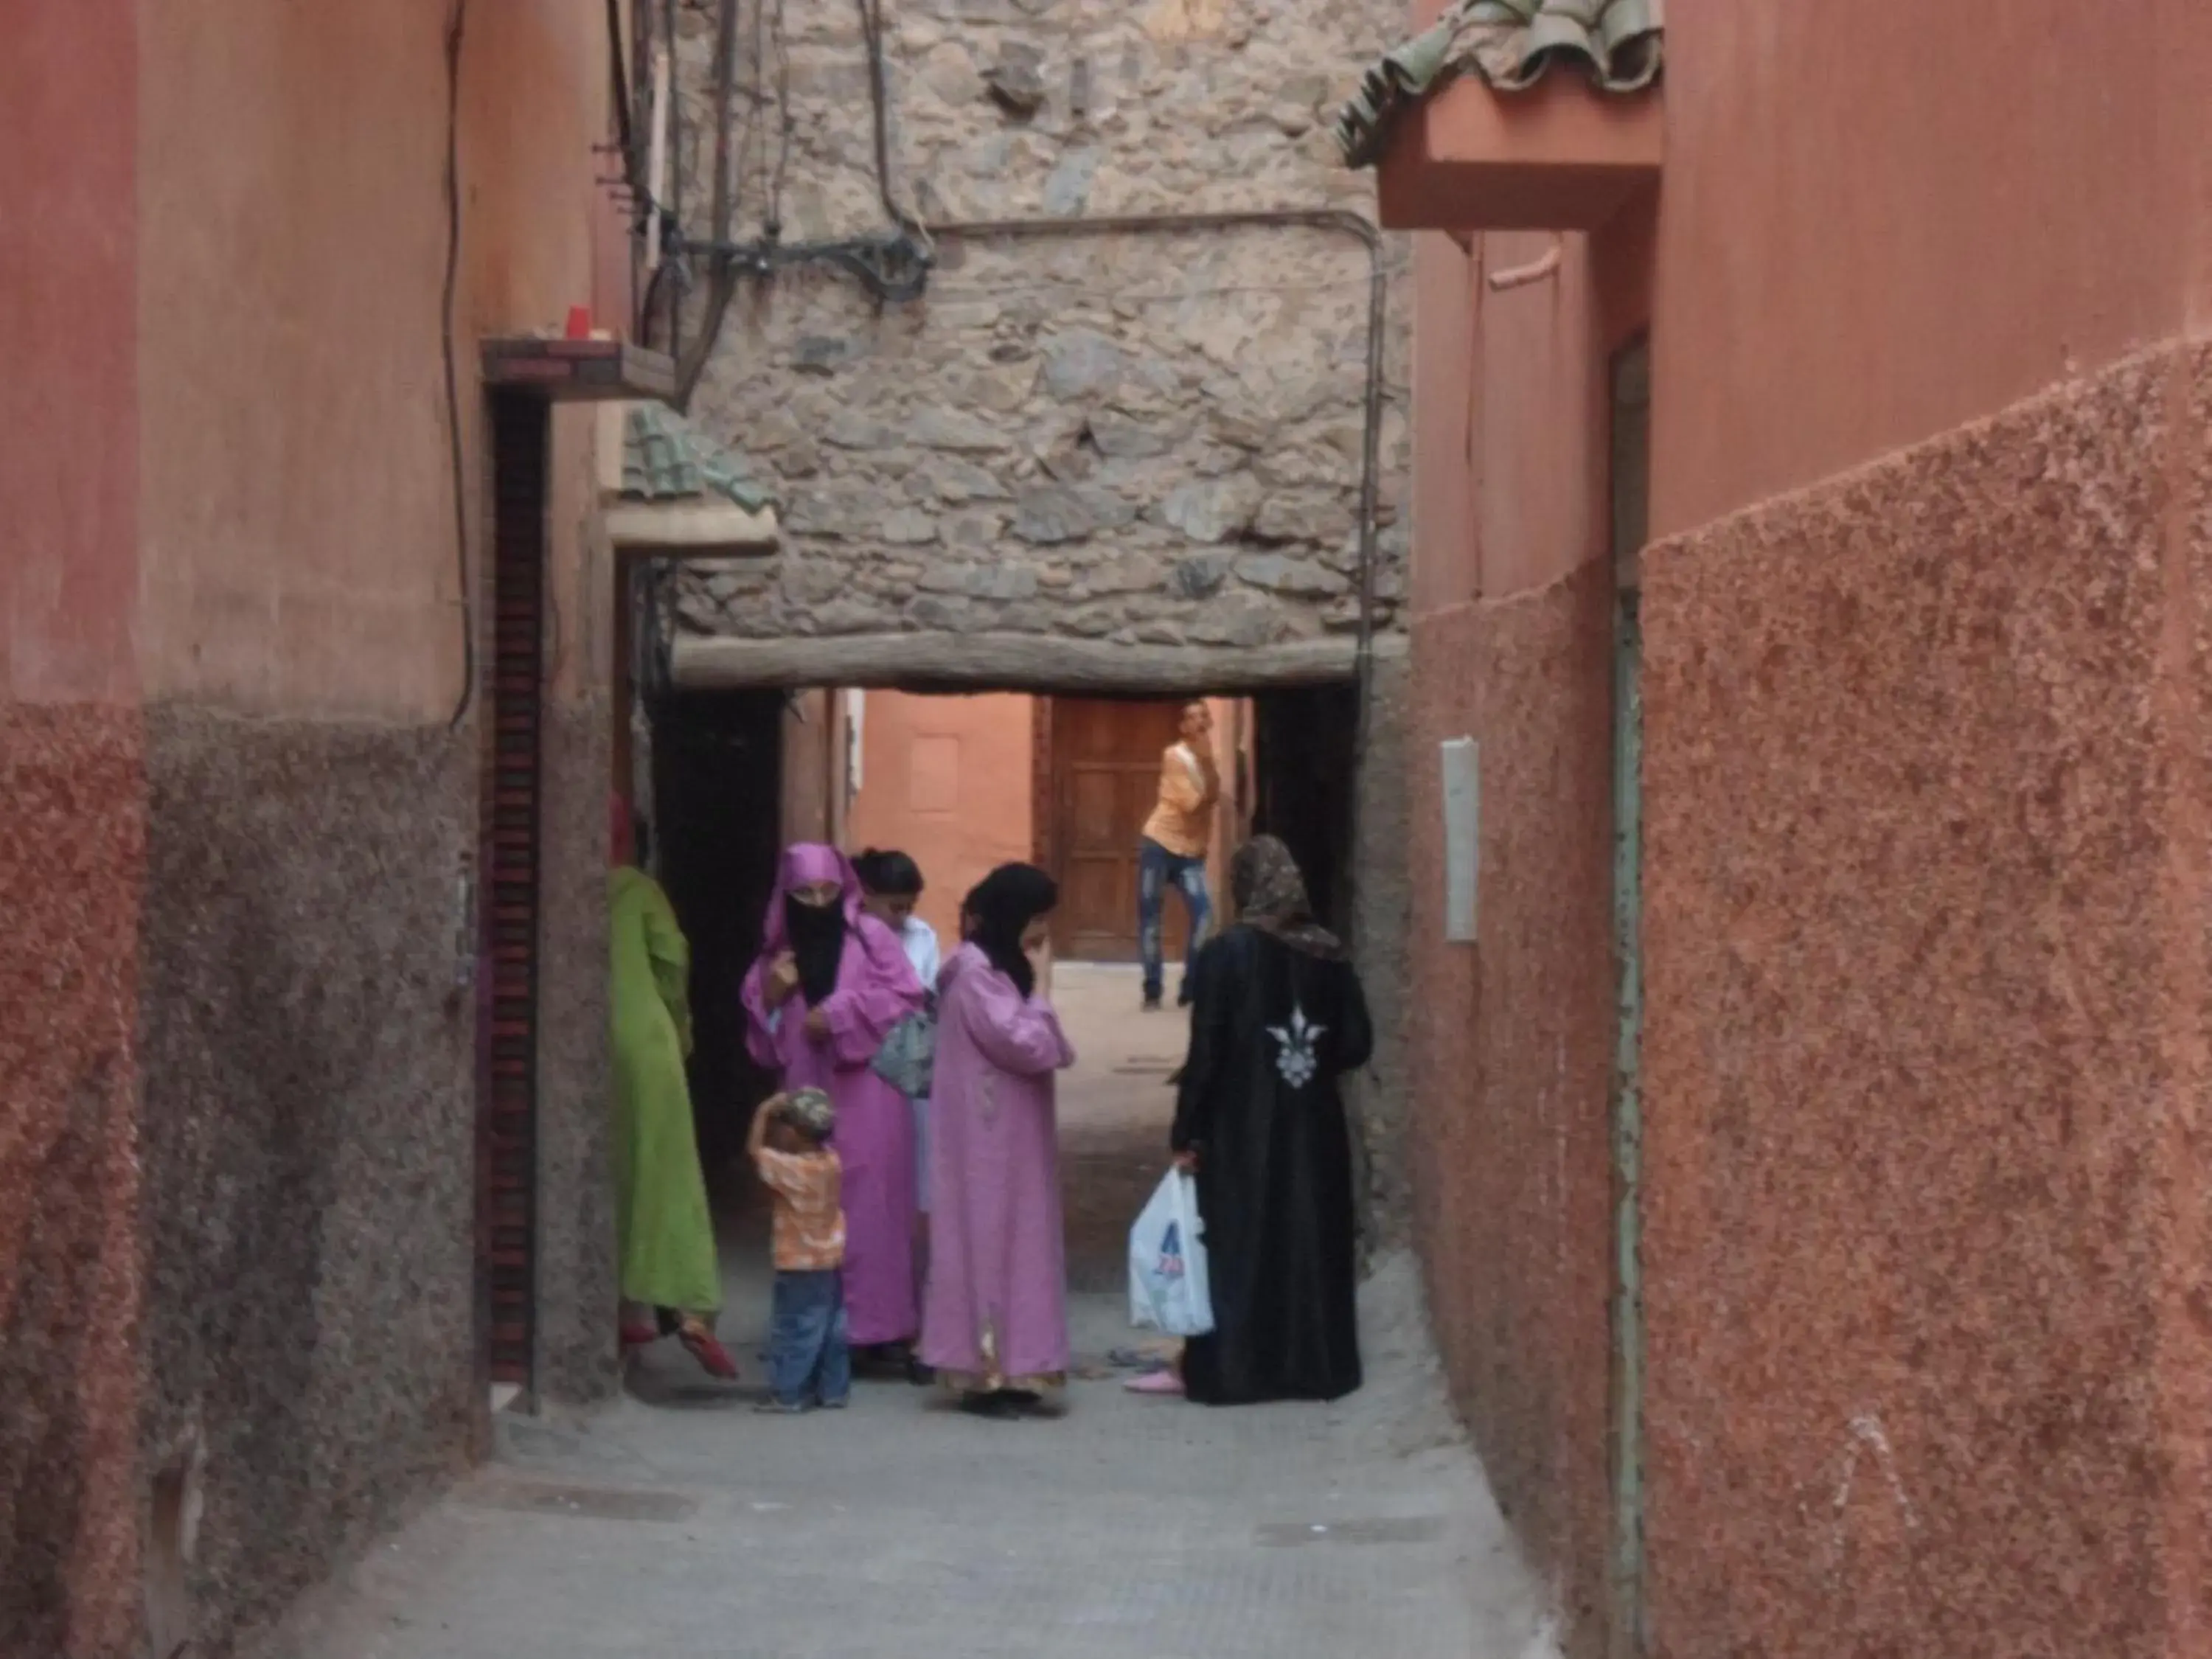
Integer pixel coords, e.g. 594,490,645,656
274,967,1559,1659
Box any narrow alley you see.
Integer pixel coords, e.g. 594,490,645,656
14,4,2212,1659
276,970,1555,1659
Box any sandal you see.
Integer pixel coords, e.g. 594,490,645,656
677,1319,738,1380
1124,1368,1185,1397
619,1319,659,1350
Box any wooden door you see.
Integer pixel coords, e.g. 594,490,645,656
1047,698,1189,961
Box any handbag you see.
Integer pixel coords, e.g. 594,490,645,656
872,1012,936,1098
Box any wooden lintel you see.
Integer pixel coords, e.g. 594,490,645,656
482,338,678,404
605,499,780,550
671,630,1405,695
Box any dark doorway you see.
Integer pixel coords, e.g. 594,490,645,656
650,690,785,1177
479,391,550,1394
1250,684,1360,939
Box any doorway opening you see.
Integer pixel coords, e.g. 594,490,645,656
646,689,785,1178
631,678,1360,1290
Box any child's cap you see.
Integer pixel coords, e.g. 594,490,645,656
779,1088,835,1141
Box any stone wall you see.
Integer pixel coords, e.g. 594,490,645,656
669,0,1410,653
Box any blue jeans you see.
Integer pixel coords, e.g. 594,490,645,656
1138,837,1211,1004
768,1269,851,1407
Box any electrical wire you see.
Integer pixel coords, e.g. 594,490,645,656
441,0,475,733
854,0,928,250
914,261,1410,307
770,0,793,234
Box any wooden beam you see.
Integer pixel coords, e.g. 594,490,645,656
671,631,1403,695
481,338,678,403
605,499,779,549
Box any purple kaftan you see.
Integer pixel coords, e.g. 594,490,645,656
920,942,1077,1391
740,844,926,1346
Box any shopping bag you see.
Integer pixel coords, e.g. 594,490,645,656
1127,1169,1214,1338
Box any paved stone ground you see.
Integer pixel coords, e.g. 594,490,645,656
1051,962,1188,1288
274,970,1559,1659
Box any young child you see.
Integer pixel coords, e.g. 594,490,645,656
747,1088,850,1413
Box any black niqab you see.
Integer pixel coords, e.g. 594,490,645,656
963,863,1057,999
784,894,846,1006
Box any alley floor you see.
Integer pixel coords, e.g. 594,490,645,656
275,968,1559,1659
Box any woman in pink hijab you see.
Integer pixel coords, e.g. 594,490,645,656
742,844,928,1368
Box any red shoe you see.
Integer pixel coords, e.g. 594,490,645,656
619,1319,658,1350
678,1319,738,1380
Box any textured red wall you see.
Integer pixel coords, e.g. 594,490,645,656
1403,5,2212,1651
1404,213,1641,1657
1637,344,2212,1659
1408,583,1616,1658
0,7,147,1658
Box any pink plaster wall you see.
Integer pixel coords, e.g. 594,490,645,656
845,692,1038,947
1649,0,2212,539
0,11,148,1658
134,0,615,718
2,5,625,1654
1402,4,2212,1654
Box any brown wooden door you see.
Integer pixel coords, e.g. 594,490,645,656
1048,698,1189,961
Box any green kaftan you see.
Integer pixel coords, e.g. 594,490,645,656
611,865,721,1314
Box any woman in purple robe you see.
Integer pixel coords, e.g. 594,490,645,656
742,844,927,1366
921,863,1077,1417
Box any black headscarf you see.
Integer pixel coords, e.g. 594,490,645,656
963,863,1058,999
784,894,847,1006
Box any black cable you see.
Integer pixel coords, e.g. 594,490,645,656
441,0,475,733
605,0,636,192
853,0,925,243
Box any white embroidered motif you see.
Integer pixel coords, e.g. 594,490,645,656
1266,1004,1325,1088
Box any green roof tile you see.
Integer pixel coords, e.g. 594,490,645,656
1335,0,1663,170
620,403,774,512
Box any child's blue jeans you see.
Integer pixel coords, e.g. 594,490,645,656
768,1268,851,1407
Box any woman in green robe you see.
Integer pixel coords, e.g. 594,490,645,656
611,795,734,1380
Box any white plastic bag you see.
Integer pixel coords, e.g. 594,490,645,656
1127,1169,1214,1338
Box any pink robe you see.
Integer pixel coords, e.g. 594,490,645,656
921,943,1077,1391
741,845,926,1346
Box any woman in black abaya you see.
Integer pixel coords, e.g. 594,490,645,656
1169,835,1372,1406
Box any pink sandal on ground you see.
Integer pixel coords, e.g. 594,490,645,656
1124,1368,1185,1396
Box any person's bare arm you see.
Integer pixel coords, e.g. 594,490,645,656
1159,748,1205,815
746,1094,782,1162
1192,738,1222,808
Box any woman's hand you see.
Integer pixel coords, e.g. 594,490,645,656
765,953,799,1006
1173,1148,1200,1175
803,1006,831,1042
